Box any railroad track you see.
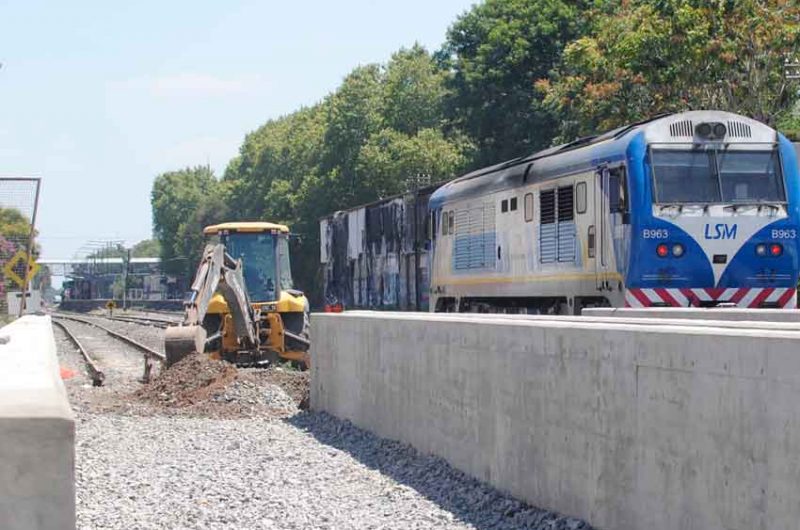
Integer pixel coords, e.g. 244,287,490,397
51,319,106,387
105,315,176,329
52,313,166,384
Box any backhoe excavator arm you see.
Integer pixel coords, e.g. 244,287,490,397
164,243,258,366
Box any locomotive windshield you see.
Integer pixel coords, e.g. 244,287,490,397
651,148,784,204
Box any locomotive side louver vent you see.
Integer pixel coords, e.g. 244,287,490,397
727,121,752,138
669,120,693,137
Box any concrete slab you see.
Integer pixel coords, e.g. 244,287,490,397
0,315,74,530
583,306,800,321
312,311,800,530
345,310,800,332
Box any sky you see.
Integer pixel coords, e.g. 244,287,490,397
0,0,476,259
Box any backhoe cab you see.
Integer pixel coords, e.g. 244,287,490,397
164,222,310,368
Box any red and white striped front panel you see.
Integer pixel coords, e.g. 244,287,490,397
624,287,797,308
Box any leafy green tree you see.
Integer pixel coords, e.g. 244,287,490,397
0,207,32,240
539,0,800,139
151,166,219,276
226,104,328,221
131,239,161,258
321,64,384,198
439,0,588,165
160,46,472,304
356,128,473,200
174,183,232,278
0,207,40,298
383,45,449,135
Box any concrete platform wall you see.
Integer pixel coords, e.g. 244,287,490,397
583,306,800,321
0,315,74,530
312,312,800,530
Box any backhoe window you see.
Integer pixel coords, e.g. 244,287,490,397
224,233,278,301
278,237,293,290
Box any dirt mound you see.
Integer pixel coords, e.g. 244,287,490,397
136,353,238,407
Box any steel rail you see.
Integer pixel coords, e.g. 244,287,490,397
107,315,172,329
51,319,106,386
52,314,166,363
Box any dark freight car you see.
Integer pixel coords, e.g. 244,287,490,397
320,186,436,311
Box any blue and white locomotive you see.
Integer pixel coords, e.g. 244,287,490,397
429,110,800,313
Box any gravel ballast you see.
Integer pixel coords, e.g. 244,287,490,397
55,311,592,530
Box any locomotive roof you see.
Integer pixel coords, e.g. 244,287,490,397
429,110,776,209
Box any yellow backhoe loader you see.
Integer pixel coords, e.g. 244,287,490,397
164,222,310,368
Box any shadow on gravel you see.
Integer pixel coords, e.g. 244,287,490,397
286,412,593,530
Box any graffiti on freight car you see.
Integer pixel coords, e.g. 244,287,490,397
320,186,435,311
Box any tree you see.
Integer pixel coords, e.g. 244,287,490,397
321,64,385,198
225,104,328,220
0,207,40,299
383,45,449,135
356,128,473,200
173,183,232,278
151,166,219,276
131,239,161,258
159,46,472,304
439,0,588,165
538,0,800,139
0,207,32,241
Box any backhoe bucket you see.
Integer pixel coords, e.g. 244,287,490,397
164,325,207,367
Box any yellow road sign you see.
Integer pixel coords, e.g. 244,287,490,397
2,250,39,288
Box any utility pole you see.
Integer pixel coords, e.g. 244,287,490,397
123,248,131,310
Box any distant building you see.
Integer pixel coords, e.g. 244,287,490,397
38,257,172,300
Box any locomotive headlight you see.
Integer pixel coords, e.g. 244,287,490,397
696,122,712,138
672,243,684,257
656,244,669,257
695,122,727,140
771,243,783,257
756,243,767,256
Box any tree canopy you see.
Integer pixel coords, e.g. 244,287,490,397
537,0,800,139
151,166,228,277
131,239,161,258
439,0,589,164
150,0,800,304
217,44,473,301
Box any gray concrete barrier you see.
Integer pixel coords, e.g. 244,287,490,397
0,315,74,530
312,311,800,530
346,309,800,332
583,306,800,321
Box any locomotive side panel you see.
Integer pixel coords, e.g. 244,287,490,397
430,168,626,313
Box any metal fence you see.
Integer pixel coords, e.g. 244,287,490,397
0,178,41,317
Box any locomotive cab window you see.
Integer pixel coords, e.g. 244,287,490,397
510,197,518,211
448,211,454,234
608,167,627,212
441,211,448,236
524,193,534,222
501,199,508,213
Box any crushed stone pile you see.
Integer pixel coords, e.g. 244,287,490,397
135,353,310,419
